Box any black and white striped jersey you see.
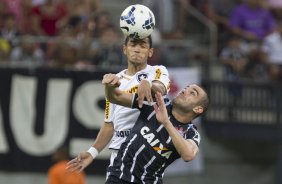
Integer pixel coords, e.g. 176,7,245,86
104,65,170,150
107,94,201,184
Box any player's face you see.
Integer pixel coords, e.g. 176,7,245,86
173,84,205,113
123,37,154,65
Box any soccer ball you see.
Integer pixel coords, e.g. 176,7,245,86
120,4,155,39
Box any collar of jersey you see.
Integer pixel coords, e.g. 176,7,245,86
121,71,133,80
169,104,192,126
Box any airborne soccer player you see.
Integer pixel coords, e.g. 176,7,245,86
67,4,170,179
102,74,209,184
67,35,170,176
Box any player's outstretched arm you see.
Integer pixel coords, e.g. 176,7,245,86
67,122,114,172
102,73,133,107
153,92,198,162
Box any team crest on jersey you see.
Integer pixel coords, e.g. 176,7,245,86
136,73,148,82
175,126,188,137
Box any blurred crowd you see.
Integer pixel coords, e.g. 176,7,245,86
0,0,281,83
0,0,124,68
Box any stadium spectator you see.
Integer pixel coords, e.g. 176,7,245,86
67,0,102,22
219,36,249,80
102,76,209,183
67,36,170,181
0,38,11,61
48,146,86,184
229,0,276,42
227,0,276,82
266,0,282,20
0,14,21,45
261,21,282,81
2,0,22,23
52,41,78,67
206,0,240,50
85,26,123,67
0,1,8,28
92,10,114,38
219,36,248,105
10,35,45,64
31,0,68,36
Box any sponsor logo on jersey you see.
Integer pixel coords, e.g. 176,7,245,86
175,126,188,137
115,130,131,137
140,126,172,159
124,85,138,94
105,100,110,120
136,73,148,82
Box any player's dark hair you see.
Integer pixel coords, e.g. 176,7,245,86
124,35,153,48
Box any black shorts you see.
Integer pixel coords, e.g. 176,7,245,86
105,174,137,184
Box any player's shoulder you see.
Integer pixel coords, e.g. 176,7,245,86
151,64,168,70
148,65,169,74
116,69,127,77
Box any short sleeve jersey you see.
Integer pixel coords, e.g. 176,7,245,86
107,94,201,184
104,65,170,150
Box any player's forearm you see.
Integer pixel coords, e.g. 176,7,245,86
105,85,132,107
163,121,198,161
92,122,114,152
105,85,124,105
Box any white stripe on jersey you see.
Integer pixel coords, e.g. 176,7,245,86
130,144,146,182
120,134,137,179
153,163,166,184
147,101,170,121
156,116,170,133
156,124,164,132
108,65,170,150
147,111,156,120
166,136,172,144
141,156,156,184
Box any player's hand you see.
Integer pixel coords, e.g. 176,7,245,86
153,92,170,125
66,152,93,173
102,73,120,87
137,79,153,108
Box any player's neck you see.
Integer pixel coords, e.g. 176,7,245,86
126,63,147,76
172,107,193,124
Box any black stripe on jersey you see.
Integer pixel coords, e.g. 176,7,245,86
130,144,146,182
119,134,138,179
140,156,156,182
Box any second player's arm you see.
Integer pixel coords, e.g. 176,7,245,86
91,122,114,152
163,121,199,162
154,92,198,162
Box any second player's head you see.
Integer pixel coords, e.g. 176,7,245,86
172,84,209,119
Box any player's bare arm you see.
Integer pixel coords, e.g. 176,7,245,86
66,122,114,173
153,92,198,162
103,73,133,107
92,122,114,152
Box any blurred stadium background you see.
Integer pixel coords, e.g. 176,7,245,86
0,0,281,184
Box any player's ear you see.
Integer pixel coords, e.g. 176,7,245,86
193,106,203,115
148,48,154,58
123,45,127,55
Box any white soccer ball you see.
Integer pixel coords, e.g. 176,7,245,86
120,4,155,39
